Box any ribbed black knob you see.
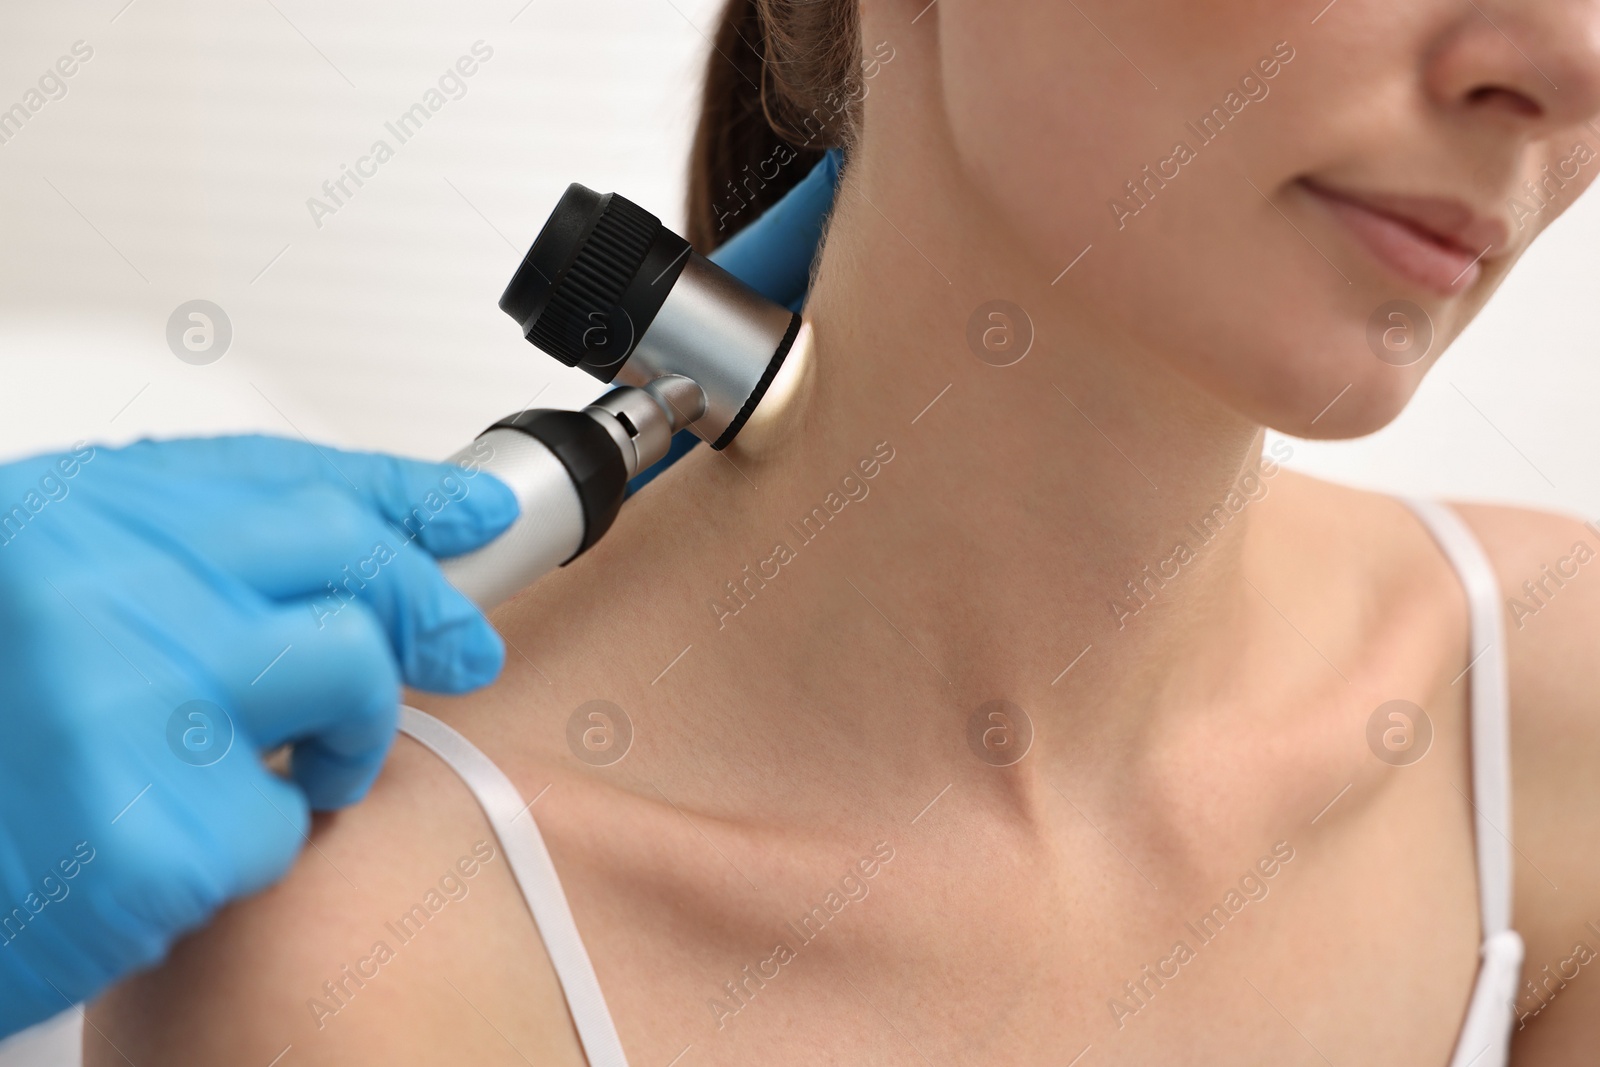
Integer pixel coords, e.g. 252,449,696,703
500,183,693,382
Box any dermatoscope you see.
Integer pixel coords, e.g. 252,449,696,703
439,183,805,609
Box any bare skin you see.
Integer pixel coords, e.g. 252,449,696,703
88,0,1600,1062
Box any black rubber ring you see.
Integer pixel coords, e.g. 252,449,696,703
484,409,628,563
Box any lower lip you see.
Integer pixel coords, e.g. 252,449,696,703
1299,182,1483,295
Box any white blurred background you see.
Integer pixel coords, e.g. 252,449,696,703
1,1,1596,1062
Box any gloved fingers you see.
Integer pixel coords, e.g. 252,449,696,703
65,756,306,981
277,519,504,694
311,531,506,694
95,435,346,496
117,481,504,694
215,600,404,810
210,761,312,898
306,443,519,559
96,435,519,560
112,479,401,597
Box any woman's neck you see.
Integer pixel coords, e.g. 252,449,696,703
711,148,1278,742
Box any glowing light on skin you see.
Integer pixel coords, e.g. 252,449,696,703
729,318,816,459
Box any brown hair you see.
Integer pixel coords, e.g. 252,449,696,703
685,0,861,253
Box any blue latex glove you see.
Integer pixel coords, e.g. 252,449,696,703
709,146,844,314
629,147,843,492
0,435,518,1037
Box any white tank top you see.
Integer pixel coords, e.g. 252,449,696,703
397,498,1522,1066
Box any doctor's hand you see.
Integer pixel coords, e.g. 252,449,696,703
0,434,518,1038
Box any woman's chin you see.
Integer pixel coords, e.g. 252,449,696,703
1271,365,1423,440
1193,338,1429,441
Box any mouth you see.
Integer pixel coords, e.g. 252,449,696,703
1297,178,1506,296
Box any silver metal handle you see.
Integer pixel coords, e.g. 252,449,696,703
439,380,695,612
440,427,586,611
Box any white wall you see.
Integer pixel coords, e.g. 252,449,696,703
2,1,1597,1062
0,0,727,466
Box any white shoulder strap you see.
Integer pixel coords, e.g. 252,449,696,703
1401,502,1510,934
1398,498,1514,937
1399,501,1523,1067
398,705,629,1067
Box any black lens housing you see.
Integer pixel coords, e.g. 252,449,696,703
499,183,693,382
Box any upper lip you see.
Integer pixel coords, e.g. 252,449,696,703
1300,179,1509,258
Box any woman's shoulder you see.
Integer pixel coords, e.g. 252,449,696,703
1445,498,1600,646
1439,500,1600,1046
1443,500,1600,773
1280,476,1600,802
84,728,586,1066
1267,478,1600,1041
1265,470,1595,630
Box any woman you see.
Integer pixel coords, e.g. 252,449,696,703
88,0,1600,1063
